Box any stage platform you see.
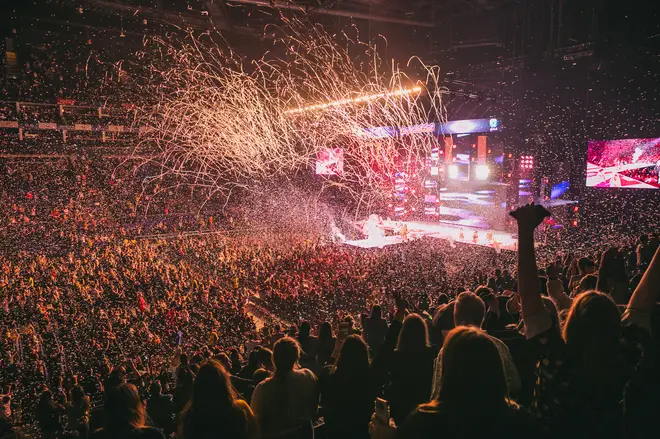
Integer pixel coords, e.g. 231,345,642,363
344,219,518,251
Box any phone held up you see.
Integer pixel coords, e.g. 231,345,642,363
375,398,390,425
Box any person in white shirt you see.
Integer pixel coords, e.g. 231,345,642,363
251,337,318,439
431,292,520,398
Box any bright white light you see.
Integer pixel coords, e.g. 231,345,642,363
475,164,490,180
449,120,476,133
448,164,459,179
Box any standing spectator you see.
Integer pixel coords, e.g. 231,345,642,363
146,381,174,434
66,385,90,438
431,292,520,399
174,354,194,416
568,257,596,292
514,203,659,438
179,360,258,439
373,326,538,439
35,389,64,439
316,322,335,368
384,314,435,426
320,335,375,439
363,305,388,355
297,321,318,371
636,234,653,271
596,247,630,304
251,337,318,439
91,383,164,439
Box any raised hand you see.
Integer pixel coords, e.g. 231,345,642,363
509,203,551,231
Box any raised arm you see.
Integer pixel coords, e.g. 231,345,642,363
511,204,553,338
624,246,660,330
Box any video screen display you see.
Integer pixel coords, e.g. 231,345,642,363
586,137,660,189
315,148,344,175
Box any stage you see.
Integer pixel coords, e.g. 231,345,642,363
344,219,518,251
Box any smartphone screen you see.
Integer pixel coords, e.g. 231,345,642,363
375,398,389,424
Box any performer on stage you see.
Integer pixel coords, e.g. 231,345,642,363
400,223,409,243
610,172,622,187
473,230,479,244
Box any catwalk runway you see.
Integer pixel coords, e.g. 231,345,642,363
344,219,518,251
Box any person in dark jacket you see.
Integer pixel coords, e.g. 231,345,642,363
363,305,388,355
379,313,436,426
146,381,175,434
320,335,377,439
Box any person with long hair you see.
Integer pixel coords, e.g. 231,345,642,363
512,203,660,438
90,383,164,439
66,385,90,438
371,326,538,439
363,305,388,355
251,337,318,439
35,389,64,439
597,247,631,304
179,360,258,439
316,322,335,368
320,335,375,439
381,313,436,426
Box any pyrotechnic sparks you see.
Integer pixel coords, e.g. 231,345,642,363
284,86,423,114
135,19,448,210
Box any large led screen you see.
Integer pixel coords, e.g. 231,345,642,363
586,137,660,189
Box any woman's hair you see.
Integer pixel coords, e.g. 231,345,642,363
574,274,598,296
36,389,54,415
180,360,246,439
256,347,274,370
70,385,88,408
370,304,382,319
104,383,146,431
333,335,370,380
298,321,311,339
396,313,430,352
272,337,300,377
596,247,628,293
318,322,333,342
563,291,623,382
432,326,509,411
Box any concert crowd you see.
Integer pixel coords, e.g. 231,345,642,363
2,159,660,439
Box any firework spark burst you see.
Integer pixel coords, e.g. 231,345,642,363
134,19,448,210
